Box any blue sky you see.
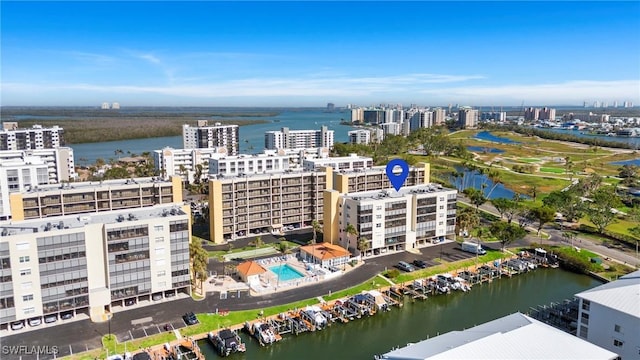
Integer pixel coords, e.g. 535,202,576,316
1,1,639,107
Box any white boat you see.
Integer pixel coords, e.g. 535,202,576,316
303,305,328,329
251,321,279,345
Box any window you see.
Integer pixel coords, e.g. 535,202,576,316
19,256,30,263
155,237,164,243
22,294,34,302
23,307,35,315
376,223,382,228
581,300,590,311
580,312,589,325
21,282,32,290
579,326,588,338
19,269,31,276
156,248,165,255
154,225,164,232
17,242,30,250
614,324,621,333
157,270,166,277
614,339,624,348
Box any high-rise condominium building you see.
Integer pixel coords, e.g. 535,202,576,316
326,183,457,256
0,124,65,151
538,107,556,121
458,107,478,129
524,107,540,121
153,146,227,183
348,129,371,145
264,126,334,150
0,176,189,329
182,121,239,155
208,169,331,243
207,163,432,244
432,108,447,126
0,148,77,184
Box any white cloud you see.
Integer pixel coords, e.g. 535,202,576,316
418,80,640,105
2,76,637,106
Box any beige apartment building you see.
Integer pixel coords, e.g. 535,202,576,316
0,176,190,331
208,163,431,244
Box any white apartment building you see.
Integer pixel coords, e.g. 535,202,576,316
153,146,227,183
0,203,190,330
336,184,457,257
0,157,50,221
409,109,434,132
208,152,291,178
432,108,446,125
348,129,371,145
351,108,364,123
0,148,77,184
575,270,639,360
302,154,373,171
182,121,239,155
264,126,334,150
0,124,65,151
381,122,402,136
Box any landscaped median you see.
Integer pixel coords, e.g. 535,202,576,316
60,249,508,360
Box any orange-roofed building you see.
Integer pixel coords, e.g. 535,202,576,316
300,243,350,269
236,260,268,283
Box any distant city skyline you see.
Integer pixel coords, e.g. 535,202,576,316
1,1,639,107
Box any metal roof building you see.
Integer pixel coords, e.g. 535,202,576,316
378,312,618,360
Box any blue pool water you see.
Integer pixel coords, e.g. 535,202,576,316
270,264,305,282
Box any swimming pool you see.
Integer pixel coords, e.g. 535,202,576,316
270,264,305,282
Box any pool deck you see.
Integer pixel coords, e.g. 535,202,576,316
204,256,362,297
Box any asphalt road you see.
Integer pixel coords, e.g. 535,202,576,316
1,242,476,360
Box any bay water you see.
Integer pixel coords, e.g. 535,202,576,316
197,269,600,359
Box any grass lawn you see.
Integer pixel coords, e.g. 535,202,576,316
519,158,542,163
539,167,566,174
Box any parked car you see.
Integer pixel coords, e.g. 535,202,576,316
412,260,428,269
397,261,415,272
183,312,198,325
124,298,137,306
152,293,163,301
60,312,74,320
10,321,24,330
44,315,58,324
28,317,42,327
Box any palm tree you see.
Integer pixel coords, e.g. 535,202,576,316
357,237,370,257
344,223,358,247
311,220,322,244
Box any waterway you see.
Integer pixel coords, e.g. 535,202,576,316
197,269,600,359
449,166,525,200
534,128,640,148
69,110,355,164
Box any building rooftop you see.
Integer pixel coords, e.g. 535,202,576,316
379,312,618,360
0,203,187,237
21,176,172,195
575,270,640,318
300,243,350,260
236,261,268,277
344,184,454,201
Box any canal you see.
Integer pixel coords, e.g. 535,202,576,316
197,268,601,359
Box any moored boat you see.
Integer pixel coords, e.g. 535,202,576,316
208,329,246,357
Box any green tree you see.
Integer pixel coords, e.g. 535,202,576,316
530,205,556,235
491,197,515,220
102,166,130,180
585,187,622,234
543,190,584,222
490,222,527,252
344,223,358,247
456,206,479,237
463,188,487,212
311,220,322,244
254,236,264,248
357,237,370,256
189,239,209,294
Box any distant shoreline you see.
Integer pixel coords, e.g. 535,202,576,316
0,109,274,144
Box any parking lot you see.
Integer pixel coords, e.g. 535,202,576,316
115,316,189,342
